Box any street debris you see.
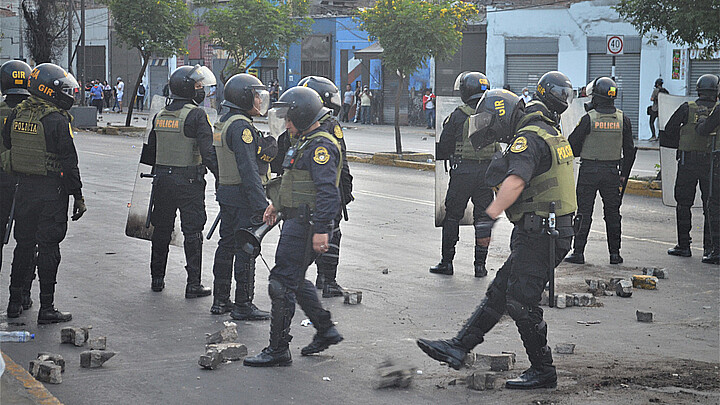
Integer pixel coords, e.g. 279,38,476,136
205,343,248,361
29,360,62,384
343,290,362,305
466,371,498,391
198,349,222,370
476,353,515,372
381,268,389,274
636,310,654,323
323,376,331,381
577,320,601,326
60,326,90,347
205,321,238,344
555,343,575,354
374,359,416,389
632,275,658,290
642,267,667,279
616,280,633,297
80,350,116,368
301,319,313,327
89,337,107,350
37,353,65,372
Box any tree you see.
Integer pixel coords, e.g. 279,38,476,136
614,0,720,58
357,0,477,154
197,0,313,83
21,0,69,64
101,0,193,126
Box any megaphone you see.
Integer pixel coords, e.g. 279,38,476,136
237,212,284,257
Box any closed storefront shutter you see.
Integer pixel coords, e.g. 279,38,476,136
588,53,641,139
505,55,558,95
688,58,720,94
382,69,408,125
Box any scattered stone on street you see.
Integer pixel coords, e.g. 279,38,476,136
80,350,116,368
61,327,89,347
555,343,576,354
642,267,667,279
205,343,248,361
616,280,633,297
343,290,362,305
466,371,498,391
29,360,62,384
632,275,658,290
89,337,107,350
37,353,65,373
476,353,515,371
205,321,238,345
636,310,654,323
198,349,223,370
374,359,416,389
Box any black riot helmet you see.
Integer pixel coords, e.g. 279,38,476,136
454,71,490,103
169,65,216,100
467,89,525,151
267,86,330,134
696,74,719,99
222,73,270,115
1,60,32,96
26,63,79,110
535,71,573,114
298,76,342,115
654,78,664,87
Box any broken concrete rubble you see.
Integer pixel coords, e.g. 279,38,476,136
205,321,238,345
80,350,116,368
374,359,416,389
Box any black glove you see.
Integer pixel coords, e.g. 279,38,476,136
474,217,496,239
72,196,87,221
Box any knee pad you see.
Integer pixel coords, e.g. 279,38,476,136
506,298,531,323
268,279,287,300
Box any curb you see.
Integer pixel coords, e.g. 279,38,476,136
625,179,662,198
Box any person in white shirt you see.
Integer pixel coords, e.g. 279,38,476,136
115,77,124,113
521,87,532,104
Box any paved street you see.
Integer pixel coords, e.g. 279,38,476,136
1,128,718,404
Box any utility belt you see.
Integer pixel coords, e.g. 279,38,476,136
518,213,573,233
154,164,206,180
677,150,712,164
449,155,483,170
280,204,312,222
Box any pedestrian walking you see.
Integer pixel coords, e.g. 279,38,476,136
90,81,104,117
423,89,436,129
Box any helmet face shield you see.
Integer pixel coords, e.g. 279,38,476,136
454,71,469,91
467,111,495,150
552,85,574,106
188,65,216,87
330,92,342,110
252,86,270,116
267,106,289,139
59,72,79,97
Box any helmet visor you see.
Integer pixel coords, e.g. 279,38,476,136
188,65,216,87
252,87,270,116
550,85,574,105
267,106,289,139
330,92,342,109
453,71,470,91
59,72,80,98
467,110,494,149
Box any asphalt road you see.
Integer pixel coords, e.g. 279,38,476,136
1,130,717,404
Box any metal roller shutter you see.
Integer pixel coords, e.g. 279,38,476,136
688,59,720,93
382,70,408,125
588,54,641,138
505,55,557,95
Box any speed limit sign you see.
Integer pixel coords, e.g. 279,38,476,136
606,35,624,55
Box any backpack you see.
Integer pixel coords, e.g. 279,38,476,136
138,85,146,95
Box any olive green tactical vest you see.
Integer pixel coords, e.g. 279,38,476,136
214,114,253,186
455,104,499,160
267,131,342,212
679,101,715,152
504,117,577,223
8,105,63,176
154,104,202,166
581,109,623,160
0,102,11,155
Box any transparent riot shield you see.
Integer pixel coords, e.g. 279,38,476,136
434,96,474,227
560,97,589,182
657,93,701,207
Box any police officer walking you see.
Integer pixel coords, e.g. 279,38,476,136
565,77,634,265
2,63,85,323
243,87,343,367
662,74,719,263
210,73,273,319
417,88,576,390
296,76,353,297
431,71,496,277
141,65,219,296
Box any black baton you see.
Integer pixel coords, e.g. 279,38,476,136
3,182,18,245
548,202,559,308
207,211,221,240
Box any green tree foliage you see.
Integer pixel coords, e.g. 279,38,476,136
21,0,69,64
101,0,193,126
615,0,720,58
357,0,478,153
197,0,313,83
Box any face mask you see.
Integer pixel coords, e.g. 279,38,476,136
523,91,529,96
193,88,206,104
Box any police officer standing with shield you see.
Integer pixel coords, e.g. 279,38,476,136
210,73,273,319
662,74,719,263
141,65,219,296
695,93,719,264
565,77,634,265
431,72,496,277
2,63,85,323
418,88,576,389
243,87,343,367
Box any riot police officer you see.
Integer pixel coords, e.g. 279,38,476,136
243,87,343,367
141,65,219,296
695,98,719,264
565,77,634,265
527,71,574,126
663,74,719,263
417,89,576,390
296,76,353,297
210,73,273,319
1,63,85,323
431,71,496,277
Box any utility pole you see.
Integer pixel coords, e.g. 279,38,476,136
80,0,85,103
68,0,73,73
18,0,23,60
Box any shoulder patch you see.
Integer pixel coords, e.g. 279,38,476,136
313,146,330,165
510,136,528,153
242,128,253,144
334,125,343,139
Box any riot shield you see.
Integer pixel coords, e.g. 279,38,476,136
657,93,702,207
560,96,589,137
434,96,474,227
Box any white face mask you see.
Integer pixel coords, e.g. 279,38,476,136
523,91,529,96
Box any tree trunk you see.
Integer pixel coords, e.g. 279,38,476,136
394,73,403,154
125,51,151,127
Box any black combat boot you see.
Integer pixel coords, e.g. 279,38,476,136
430,219,458,275
505,349,557,389
564,251,585,264
37,291,72,324
7,287,24,318
667,245,692,257
429,261,453,275
319,264,344,298
151,278,165,292
210,281,233,315
243,280,293,367
506,307,556,390
22,273,35,309
315,273,325,290
609,253,623,264
184,234,211,298
474,245,488,278
702,248,719,264
301,326,343,355
230,261,269,320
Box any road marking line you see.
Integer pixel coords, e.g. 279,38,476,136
81,151,114,157
590,229,703,252
354,190,434,206
1,352,63,404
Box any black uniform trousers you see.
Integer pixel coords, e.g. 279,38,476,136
314,210,342,280
150,167,207,281
269,217,332,339
1,171,14,271
573,161,622,254
674,152,714,250
212,202,256,303
9,176,69,306
710,154,720,253
441,161,494,261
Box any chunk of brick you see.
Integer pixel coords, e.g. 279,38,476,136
89,337,107,350
555,343,575,354
556,294,567,309
205,321,238,345
636,310,653,323
616,280,633,297
198,349,222,370
477,354,514,372
37,353,65,372
80,350,116,368
205,343,248,361
463,352,476,368
608,277,624,290
374,359,415,389
60,327,88,347
29,360,62,384
466,371,497,391
642,267,666,279
343,290,362,305
632,275,658,290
